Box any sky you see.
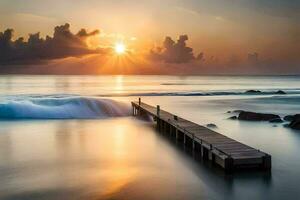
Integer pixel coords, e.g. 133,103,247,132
0,0,299,75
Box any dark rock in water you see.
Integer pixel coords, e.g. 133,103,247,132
273,125,278,127
275,90,286,95
284,114,300,122
232,110,244,113
284,115,294,121
269,118,283,123
206,123,217,128
245,90,261,94
288,115,300,130
289,120,300,130
238,111,280,121
228,116,237,120
293,114,300,120
227,111,231,113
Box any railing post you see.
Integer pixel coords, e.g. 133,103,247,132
139,97,141,105
157,105,160,117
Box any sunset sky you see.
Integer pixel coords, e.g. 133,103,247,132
0,0,299,74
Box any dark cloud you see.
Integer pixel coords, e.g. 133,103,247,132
149,35,202,64
0,23,100,65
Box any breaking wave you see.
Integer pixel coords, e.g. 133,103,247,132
0,96,130,119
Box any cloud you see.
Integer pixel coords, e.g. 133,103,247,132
149,35,202,64
0,23,101,65
247,52,259,64
196,52,205,61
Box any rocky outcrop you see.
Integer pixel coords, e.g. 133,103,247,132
206,123,217,128
238,111,280,121
289,120,300,130
275,90,286,95
284,114,300,122
232,110,244,113
284,115,294,121
288,115,300,130
228,116,237,120
269,118,283,123
245,90,261,94
227,110,300,130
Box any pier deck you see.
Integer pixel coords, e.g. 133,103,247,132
132,100,271,172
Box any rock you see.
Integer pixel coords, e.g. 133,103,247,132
206,123,217,128
283,114,300,122
238,111,280,121
232,110,244,113
227,111,231,113
293,114,300,120
228,116,237,120
275,90,286,95
284,115,294,121
245,90,261,94
269,118,283,123
289,120,300,130
273,125,278,127
288,115,300,130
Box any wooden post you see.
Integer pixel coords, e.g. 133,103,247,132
157,105,160,117
224,156,234,173
201,146,209,160
262,154,271,170
139,97,141,105
192,134,195,149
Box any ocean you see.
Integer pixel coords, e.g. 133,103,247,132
0,75,300,200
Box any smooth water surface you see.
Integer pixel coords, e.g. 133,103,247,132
0,75,300,200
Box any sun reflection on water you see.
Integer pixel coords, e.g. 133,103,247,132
114,75,124,94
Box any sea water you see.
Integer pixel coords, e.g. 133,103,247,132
0,75,300,200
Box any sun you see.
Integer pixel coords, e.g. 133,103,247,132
114,42,126,55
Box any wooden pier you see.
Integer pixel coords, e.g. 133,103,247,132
132,99,271,172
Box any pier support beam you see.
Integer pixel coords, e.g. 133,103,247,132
262,154,272,170
192,134,195,150
201,146,209,160
224,156,234,172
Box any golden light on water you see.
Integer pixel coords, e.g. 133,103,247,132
114,75,124,93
